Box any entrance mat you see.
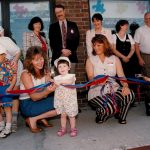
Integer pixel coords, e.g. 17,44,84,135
128,145,150,150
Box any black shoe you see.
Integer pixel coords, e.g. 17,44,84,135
130,103,136,107
95,117,103,124
114,113,120,119
118,119,126,124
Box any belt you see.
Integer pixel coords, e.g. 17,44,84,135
141,53,150,55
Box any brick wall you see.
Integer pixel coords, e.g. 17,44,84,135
54,0,144,106
55,0,90,106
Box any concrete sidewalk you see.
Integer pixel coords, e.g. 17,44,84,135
0,102,150,150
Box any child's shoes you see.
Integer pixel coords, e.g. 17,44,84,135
0,125,5,132
0,127,11,138
70,128,77,137
57,128,67,136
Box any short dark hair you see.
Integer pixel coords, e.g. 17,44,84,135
54,4,65,10
57,59,69,67
91,35,113,57
92,13,103,22
28,16,44,31
129,22,139,32
115,20,129,32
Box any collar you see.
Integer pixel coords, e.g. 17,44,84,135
59,19,67,26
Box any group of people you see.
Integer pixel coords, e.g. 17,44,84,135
0,3,150,139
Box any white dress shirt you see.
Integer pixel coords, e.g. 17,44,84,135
134,25,150,54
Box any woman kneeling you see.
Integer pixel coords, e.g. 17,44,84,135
86,35,135,124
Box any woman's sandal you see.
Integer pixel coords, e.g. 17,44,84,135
37,119,53,128
70,128,77,137
57,128,67,136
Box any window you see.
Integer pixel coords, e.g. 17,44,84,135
10,1,50,48
89,0,150,29
0,2,2,25
0,0,54,55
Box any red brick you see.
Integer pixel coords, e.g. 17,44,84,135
56,0,90,106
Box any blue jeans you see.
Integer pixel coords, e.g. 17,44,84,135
20,95,54,117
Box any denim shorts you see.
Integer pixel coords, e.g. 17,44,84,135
20,95,54,117
0,85,13,107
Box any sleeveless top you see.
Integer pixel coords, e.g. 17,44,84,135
116,34,131,56
88,55,120,100
19,70,46,100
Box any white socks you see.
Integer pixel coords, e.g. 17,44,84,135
6,123,11,129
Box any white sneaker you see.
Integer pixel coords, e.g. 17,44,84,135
0,126,4,132
0,127,11,138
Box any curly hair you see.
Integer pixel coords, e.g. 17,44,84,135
24,46,48,78
91,35,113,57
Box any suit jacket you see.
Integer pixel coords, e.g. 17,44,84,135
86,28,113,57
23,32,48,58
49,20,80,65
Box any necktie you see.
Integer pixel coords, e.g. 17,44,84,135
62,21,67,48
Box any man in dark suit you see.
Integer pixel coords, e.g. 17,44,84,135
49,4,80,73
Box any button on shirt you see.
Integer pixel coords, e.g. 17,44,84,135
134,25,150,54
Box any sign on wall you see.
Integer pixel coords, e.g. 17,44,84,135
89,0,149,29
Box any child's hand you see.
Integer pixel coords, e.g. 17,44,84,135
6,87,13,92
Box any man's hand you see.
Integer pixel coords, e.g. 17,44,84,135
61,49,71,57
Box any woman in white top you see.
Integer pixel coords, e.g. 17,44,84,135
20,46,57,133
86,13,113,57
86,35,135,124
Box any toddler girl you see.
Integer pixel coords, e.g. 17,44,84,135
54,56,78,137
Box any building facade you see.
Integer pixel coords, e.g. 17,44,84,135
0,0,149,106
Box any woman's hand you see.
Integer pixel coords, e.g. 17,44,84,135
46,83,57,93
122,56,129,63
122,86,130,96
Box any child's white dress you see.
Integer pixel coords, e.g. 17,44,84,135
54,74,78,117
